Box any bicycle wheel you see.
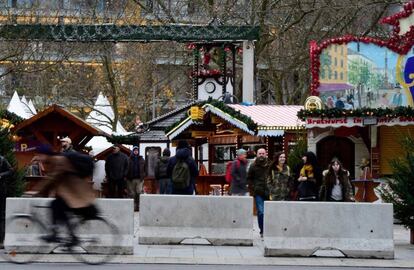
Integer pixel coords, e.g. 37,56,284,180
2,216,47,264
72,217,120,265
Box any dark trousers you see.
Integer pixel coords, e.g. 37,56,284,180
108,179,125,198
50,197,98,237
159,178,171,194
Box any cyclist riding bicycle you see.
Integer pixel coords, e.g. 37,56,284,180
35,145,98,246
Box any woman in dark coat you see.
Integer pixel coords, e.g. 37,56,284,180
296,151,322,201
320,158,354,202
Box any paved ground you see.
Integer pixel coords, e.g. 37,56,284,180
1,213,413,268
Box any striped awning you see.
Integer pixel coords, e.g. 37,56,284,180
228,104,304,136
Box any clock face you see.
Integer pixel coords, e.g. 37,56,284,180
205,82,216,94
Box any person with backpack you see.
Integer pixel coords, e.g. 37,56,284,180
247,148,270,237
127,146,146,211
155,148,171,194
230,149,248,196
167,140,198,195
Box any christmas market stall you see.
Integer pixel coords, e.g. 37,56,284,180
299,2,414,202
166,100,304,195
11,104,107,191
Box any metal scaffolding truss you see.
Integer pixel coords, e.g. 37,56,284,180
0,24,260,42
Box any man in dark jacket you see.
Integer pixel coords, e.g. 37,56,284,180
127,146,146,211
167,140,198,195
105,145,129,198
155,148,171,194
60,137,76,153
230,149,248,196
247,148,270,237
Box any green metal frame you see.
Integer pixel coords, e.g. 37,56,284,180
0,24,260,42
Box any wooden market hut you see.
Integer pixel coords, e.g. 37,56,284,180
12,104,108,169
165,101,304,195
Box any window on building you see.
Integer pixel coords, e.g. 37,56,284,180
15,0,34,8
187,0,195,15
334,71,338,80
341,59,344,67
328,70,332,79
340,72,343,80
334,57,337,66
145,0,153,12
0,0,9,7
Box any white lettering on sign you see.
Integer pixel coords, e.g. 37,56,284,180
305,117,414,128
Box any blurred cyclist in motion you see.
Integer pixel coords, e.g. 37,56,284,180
35,145,98,246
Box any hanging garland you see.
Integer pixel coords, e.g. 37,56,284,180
204,98,258,131
297,106,414,120
164,98,258,135
107,134,141,145
0,110,23,127
309,1,414,96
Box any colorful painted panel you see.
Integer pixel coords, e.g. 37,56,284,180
318,42,414,109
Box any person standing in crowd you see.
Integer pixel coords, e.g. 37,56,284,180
296,151,322,201
267,151,295,201
320,158,354,202
127,146,146,211
155,148,171,194
167,140,198,195
230,149,248,196
60,137,75,153
247,148,270,237
105,145,129,198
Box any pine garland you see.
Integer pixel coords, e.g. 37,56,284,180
204,99,258,131
380,136,414,230
107,134,141,145
0,110,23,126
297,106,414,120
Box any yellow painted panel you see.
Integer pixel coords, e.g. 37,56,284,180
379,126,414,174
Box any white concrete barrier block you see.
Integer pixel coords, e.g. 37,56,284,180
263,202,394,259
5,198,134,254
139,195,253,245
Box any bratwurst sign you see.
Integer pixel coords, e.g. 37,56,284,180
306,116,414,128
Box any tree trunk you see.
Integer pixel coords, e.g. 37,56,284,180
411,228,414,245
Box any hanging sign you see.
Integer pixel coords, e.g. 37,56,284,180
306,116,414,128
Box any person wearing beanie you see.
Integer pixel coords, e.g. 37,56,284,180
167,140,199,195
126,146,146,211
155,148,171,194
230,148,248,196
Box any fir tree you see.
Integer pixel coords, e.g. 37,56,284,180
0,111,24,244
380,136,414,233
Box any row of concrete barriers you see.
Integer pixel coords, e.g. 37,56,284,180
5,195,394,259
